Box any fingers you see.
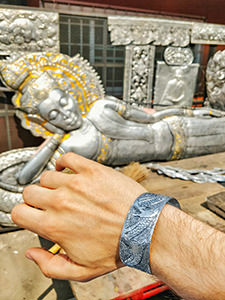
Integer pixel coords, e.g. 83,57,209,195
40,170,73,189
25,248,90,281
11,203,46,236
41,153,98,189
56,152,96,173
23,184,54,209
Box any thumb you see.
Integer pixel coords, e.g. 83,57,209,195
25,247,88,281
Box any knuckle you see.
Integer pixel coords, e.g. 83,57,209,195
67,175,79,189
68,176,85,195
41,265,52,279
43,218,58,236
11,207,17,223
22,185,33,202
40,171,48,185
11,204,23,223
53,189,68,210
40,170,52,185
89,163,103,178
86,163,96,174
62,152,74,164
42,226,57,242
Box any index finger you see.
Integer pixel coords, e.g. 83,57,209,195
11,203,47,238
56,152,97,173
40,170,74,189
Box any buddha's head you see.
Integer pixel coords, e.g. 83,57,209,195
174,68,185,79
37,88,83,131
0,52,105,138
19,72,83,132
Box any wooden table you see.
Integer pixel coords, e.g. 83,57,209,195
71,152,225,299
141,152,225,233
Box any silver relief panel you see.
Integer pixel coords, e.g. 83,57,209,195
154,62,199,109
0,8,59,54
123,45,155,106
191,23,225,45
206,50,225,110
108,16,192,47
108,16,225,47
164,47,194,66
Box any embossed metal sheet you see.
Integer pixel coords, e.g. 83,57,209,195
164,47,194,66
191,23,225,45
206,50,225,111
123,45,155,106
154,62,199,109
109,16,225,46
108,16,192,47
0,8,59,54
146,163,225,183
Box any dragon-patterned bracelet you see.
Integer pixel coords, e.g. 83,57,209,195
119,192,180,274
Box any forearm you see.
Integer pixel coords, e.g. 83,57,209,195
104,100,154,123
150,204,225,300
122,106,154,123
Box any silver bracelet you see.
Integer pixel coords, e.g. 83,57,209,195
119,192,180,274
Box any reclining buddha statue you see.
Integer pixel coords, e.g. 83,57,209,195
0,50,225,225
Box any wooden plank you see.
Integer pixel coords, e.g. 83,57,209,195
206,191,225,219
156,151,225,169
141,152,225,232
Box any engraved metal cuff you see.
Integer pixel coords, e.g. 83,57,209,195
119,192,180,274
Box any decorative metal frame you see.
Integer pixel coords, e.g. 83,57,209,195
108,16,225,47
191,23,225,45
108,16,192,47
123,45,155,106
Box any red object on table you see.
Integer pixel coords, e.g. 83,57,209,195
111,281,169,300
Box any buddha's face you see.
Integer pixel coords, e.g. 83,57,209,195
37,89,83,131
174,69,184,79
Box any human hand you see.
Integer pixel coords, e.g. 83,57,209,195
11,153,146,281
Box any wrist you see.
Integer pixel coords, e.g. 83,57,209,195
149,204,180,276
119,192,180,274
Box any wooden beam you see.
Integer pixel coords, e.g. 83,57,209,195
27,0,39,7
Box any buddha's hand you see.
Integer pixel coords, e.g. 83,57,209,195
11,153,146,281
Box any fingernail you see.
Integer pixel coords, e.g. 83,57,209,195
25,253,34,261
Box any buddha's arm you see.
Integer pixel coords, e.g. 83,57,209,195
17,134,63,185
103,100,155,123
170,91,184,103
103,100,225,124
